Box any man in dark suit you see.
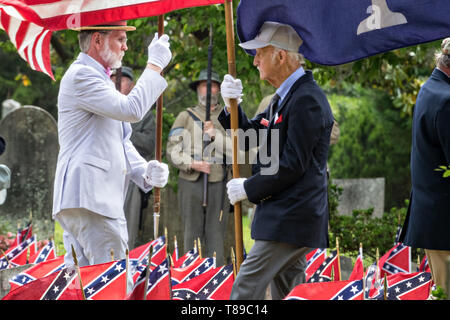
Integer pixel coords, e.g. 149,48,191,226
399,38,450,293
219,21,334,300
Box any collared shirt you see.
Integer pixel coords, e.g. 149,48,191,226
223,66,306,115
78,52,113,81
437,67,450,79
274,66,305,108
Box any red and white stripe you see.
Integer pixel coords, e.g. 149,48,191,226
0,0,224,79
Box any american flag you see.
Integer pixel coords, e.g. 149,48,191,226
3,266,83,300
9,255,65,291
0,234,36,269
28,239,56,264
126,258,171,300
0,0,224,79
171,257,215,286
172,264,234,300
307,249,340,283
81,259,127,300
305,248,326,282
284,279,364,300
370,272,432,300
380,243,411,277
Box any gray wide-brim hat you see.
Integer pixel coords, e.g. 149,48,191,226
239,21,303,53
189,69,221,91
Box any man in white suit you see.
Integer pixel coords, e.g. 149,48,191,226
53,20,171,268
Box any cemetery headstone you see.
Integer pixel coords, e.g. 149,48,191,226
0,105,58,239
333,178,385,218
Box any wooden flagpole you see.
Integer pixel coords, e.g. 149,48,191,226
143,241,154,300
336,237,342,280
71,245,86,300
153,15,165,240
361,243,366,300
224,0,244,273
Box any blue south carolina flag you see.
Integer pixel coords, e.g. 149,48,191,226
236,0,450,65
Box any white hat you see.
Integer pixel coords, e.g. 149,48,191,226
239,21,303,52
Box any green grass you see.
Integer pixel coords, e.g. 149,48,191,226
242,214,254,253
54,221,65,256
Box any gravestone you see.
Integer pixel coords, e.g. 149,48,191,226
0,264,31,299
0,106,58,239
333,178,385,218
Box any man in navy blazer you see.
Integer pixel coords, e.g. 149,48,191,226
219,21,334,299
399,38,450,293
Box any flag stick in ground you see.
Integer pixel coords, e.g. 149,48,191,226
143,241,154,300
126,249,130,294
153,14,165,240
383,273,388,300
361,243,365,300
224,0,244,273
197,237,202,259
110,249,114,262
71,245,86,300
0,248,10,268
164,227,169,257
336,237,342,280
376,248,380,285
231,247,236,278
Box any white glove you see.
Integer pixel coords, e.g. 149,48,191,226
221,74,243,107
145,160,169,188
147,33,172,69
226,178,247,205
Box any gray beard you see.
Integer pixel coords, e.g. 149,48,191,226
198,93,219,108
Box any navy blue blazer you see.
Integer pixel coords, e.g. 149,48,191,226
219,71,334,248
399,69,450,250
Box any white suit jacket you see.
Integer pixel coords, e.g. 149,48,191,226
53,53,167,219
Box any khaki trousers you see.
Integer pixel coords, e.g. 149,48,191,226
425,249,450,294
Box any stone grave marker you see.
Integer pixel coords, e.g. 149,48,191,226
333,178,385,218
0,106,58,239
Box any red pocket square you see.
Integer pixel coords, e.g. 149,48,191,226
260,118,269,127
275,114,283,124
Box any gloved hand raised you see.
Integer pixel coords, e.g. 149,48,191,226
147,33,172,70
221,74,243,110
226,178,247,205
145,160,169,188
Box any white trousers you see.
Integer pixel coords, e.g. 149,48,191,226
56,208,129,267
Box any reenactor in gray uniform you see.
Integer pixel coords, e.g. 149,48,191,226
166,69,233,265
